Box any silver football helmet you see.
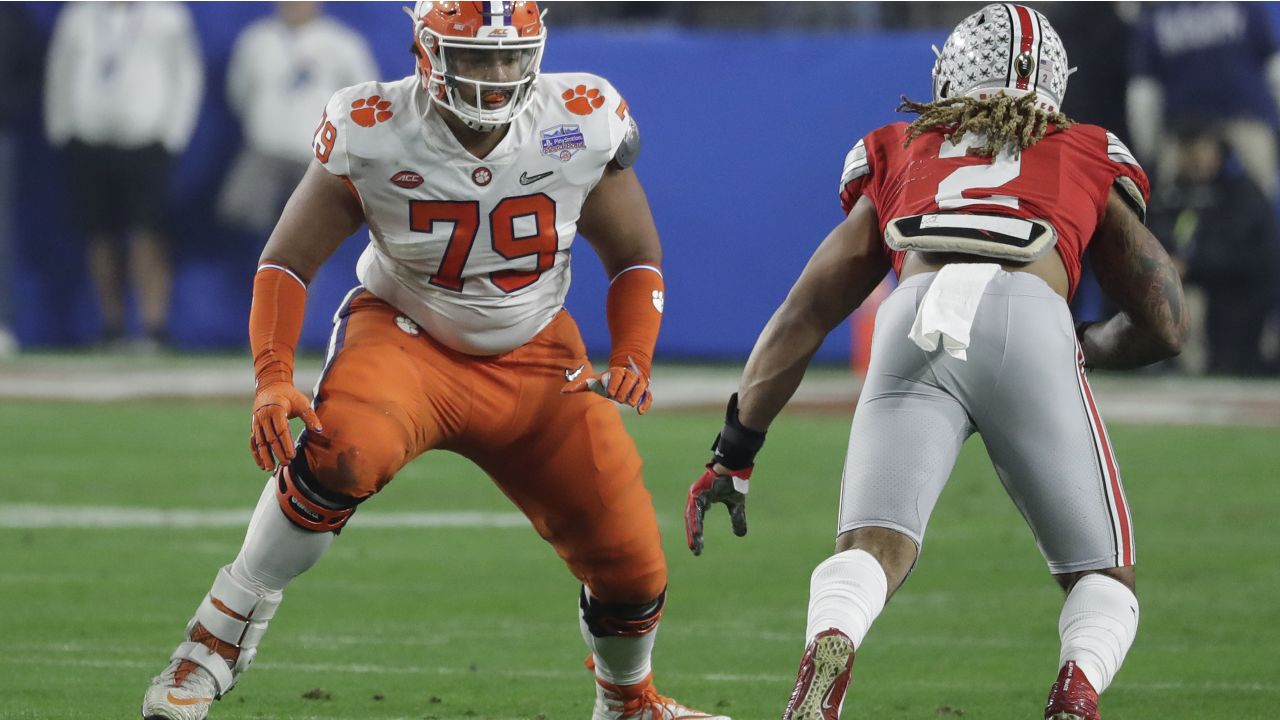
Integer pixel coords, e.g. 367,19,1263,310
932,3,1071,113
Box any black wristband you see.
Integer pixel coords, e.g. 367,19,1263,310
710,393,767,471
1075,320,1096,344
1075,320,1097,369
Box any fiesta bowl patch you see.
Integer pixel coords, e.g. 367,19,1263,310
541,124,585,162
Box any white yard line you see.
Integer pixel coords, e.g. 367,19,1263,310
4,654,1278,693
0,504,528,530
2,360,1278,425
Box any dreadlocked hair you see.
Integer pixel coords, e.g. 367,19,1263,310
897,92,1073,157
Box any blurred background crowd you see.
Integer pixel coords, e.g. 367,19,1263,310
1,1,1278,377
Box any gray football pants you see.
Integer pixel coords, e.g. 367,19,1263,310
838,270,1135,574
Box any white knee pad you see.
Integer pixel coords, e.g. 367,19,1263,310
172,565,283,696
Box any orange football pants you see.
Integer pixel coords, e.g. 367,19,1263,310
300,290,666,604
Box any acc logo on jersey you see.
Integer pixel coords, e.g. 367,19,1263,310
390,170,424,189
541,124,585,162
472,167,493,186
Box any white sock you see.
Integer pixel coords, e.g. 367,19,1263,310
805,548,888,648
230,478,334,594
579,594,656,686
1058,574,1139,693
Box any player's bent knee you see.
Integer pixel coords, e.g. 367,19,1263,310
274,455,362,533
836,526,917,562
304,403,410,498
580,586,665,637
1055,566,1136,594
836,525,919,590
576,545,667,605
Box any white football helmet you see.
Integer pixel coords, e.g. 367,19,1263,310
932,3,1071,113
407,1,547,132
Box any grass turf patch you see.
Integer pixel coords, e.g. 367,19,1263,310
2,402,1277,718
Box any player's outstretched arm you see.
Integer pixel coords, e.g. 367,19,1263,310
735,194,889,432
567,165,664,414
686,195,890,555
1079,188,1188,370
249,162,365,469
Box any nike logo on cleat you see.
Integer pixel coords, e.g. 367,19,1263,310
166,691,214,705
520,170,554,185
820,680,842,714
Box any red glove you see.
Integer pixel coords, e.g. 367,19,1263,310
685,464,751,556
685,393,766,555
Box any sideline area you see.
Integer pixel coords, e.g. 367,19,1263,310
1,353,1278,426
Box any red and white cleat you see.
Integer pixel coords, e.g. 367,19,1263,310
781,628,856,720
1044,661,1100,720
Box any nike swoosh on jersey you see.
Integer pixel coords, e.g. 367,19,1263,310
520,170,554,185
565,364,585,381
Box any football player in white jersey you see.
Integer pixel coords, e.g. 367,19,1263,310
140,3,728,719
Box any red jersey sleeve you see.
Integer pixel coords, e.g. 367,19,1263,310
838,123,913,215
1102,130,1151,222
1068,124,1151,225
839,136,873,214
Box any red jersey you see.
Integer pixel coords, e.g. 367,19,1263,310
839,121,1150,298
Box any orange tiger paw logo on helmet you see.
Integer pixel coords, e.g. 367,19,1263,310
562,85,605,116
351,96,393,128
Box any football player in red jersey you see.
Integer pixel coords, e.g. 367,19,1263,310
140,3,727,719
685,5,1186,720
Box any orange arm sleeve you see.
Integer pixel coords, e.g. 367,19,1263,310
606,264,664,376
249,264,308,388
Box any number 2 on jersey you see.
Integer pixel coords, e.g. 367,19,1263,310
410,194,558,294
935,134,1021,210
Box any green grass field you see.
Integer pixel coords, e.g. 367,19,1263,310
2,401,1277,719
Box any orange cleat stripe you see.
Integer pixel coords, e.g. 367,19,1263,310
166,691,214,706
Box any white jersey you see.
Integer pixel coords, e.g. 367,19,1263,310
314,72,633,355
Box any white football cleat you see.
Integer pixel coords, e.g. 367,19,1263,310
141,659,220,720
141,565,283,719
593,673,731,720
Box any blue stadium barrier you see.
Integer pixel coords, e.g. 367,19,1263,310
28,4,1279,360
11,3,939,361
